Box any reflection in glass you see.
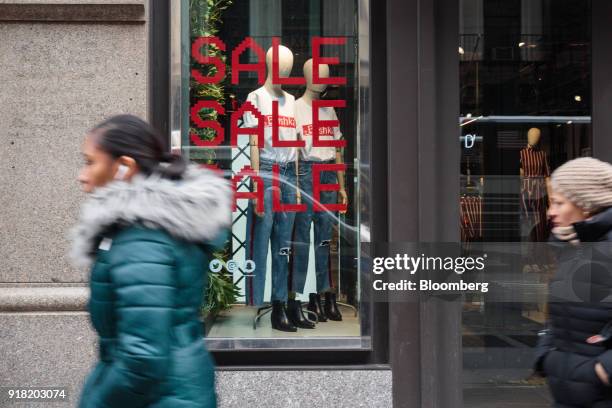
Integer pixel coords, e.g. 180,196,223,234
459,0,592,404
175,0,367,349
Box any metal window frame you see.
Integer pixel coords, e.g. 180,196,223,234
147,0,389,364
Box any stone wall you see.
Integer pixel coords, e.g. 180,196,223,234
0,1,150,405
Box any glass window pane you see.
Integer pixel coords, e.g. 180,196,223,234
459,0,592,404
171,0,370,350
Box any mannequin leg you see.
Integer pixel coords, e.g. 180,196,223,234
313,167,338,293
312,207,333,294
291,161,314,295
245,168,274,307
270,211,287,302
315,168,342,321
270,163,298,303
286,169,317,331
268,162,298,332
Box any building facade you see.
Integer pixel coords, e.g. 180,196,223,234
2,0,612,407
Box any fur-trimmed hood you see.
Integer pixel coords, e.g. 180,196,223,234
68,163,232,269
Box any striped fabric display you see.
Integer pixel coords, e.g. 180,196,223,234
520,145,550,242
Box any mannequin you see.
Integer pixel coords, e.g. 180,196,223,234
520,127,551,243
288,59,347,324
242,45,300,332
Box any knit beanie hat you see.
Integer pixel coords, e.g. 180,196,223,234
550,157,612,213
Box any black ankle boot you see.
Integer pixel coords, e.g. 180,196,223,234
271,301,297,332
307,293,327,322
324,292,343,321
287,299,315,329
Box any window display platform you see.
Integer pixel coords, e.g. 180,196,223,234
204,304,368,350
206,304,360,338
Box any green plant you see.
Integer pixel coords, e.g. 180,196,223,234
189,0,234,163
202,245,241,317
190,0,240,317
203,269,243,316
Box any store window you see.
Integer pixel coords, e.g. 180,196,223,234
459,0,592,402
170,0,370,350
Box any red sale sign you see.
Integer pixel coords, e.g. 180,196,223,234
191,36,348,213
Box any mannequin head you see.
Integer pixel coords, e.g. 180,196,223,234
265,45,293,91
527,127,541,147
303,59,330,94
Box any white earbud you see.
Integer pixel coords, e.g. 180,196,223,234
114,164,129,180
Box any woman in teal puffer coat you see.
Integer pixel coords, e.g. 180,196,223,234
69,114,231,407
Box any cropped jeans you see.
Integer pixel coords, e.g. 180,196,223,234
289,159,338,294
244,158,298,306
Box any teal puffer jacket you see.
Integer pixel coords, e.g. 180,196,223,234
69,164,232,408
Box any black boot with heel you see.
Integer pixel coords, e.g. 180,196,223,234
324,292,343,321
287,299,316,329
307,293,327,322
271,300,297,332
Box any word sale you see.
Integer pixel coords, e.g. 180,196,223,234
230,164,347,214
190,36,350,214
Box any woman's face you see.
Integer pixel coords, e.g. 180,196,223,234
79,133,139,193
548,190,588,227
78,133,138,193
78,133,116,193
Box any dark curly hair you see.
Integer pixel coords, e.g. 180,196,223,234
90,114,186,180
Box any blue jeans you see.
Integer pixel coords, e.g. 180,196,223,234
244,158,298,306
290,160,338,294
